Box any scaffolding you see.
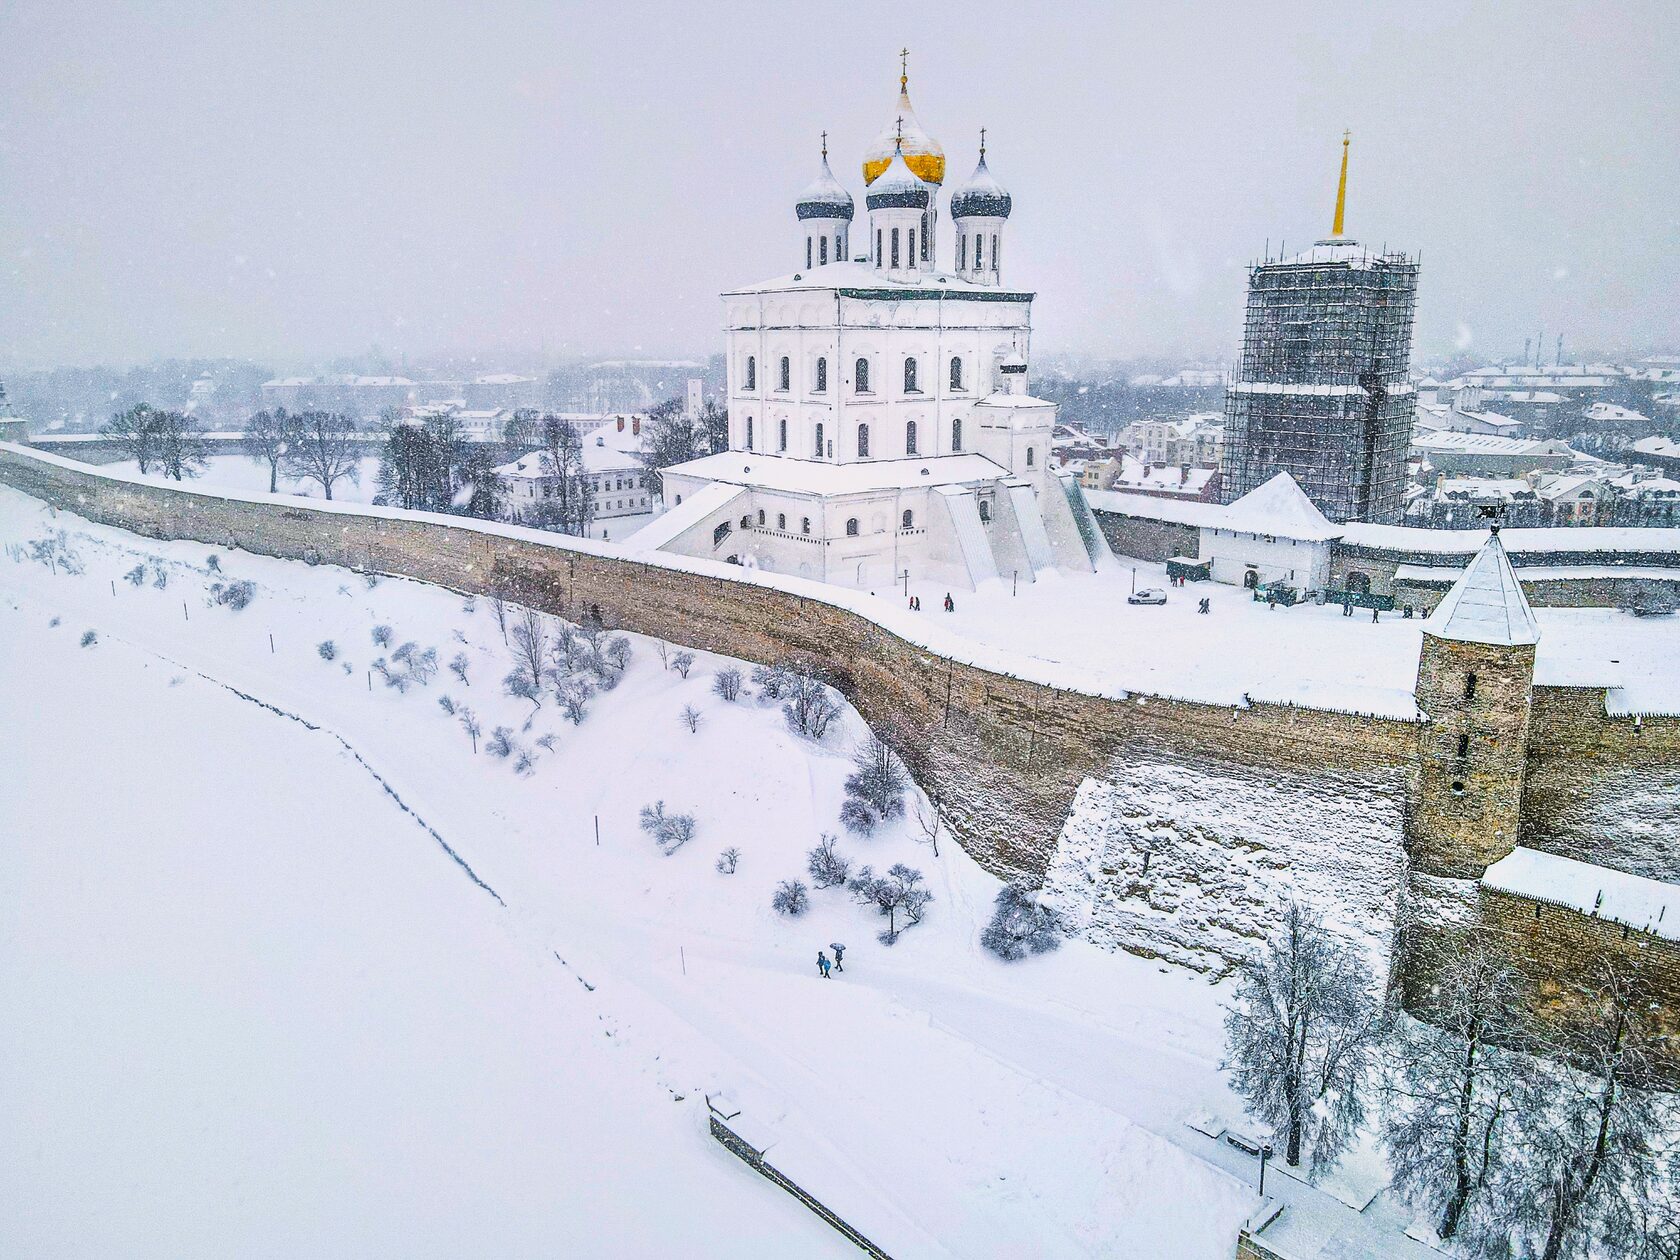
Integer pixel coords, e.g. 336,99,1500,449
1221,246,1419,524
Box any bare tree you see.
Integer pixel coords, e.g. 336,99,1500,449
715,848,740,875
806,834,851,889
981,881,1067,961
670,650,694,678
680,704,702,732
103,403,162,473
712,667,743,702
449,652,470,686
848,863,931,945
505,608,548,704
1382,941,1529,1246
782,666,840,740
1223,901,1385,1172
638,801,696,855
458,707,481,753
154,410,208,480
243,408,301,493
284,410,361,501
844,733,909,828
911,796,943,857
488,589,510,643
771,880,809,916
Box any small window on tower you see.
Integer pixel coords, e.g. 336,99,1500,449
906,420,918,455
845,518,859,537
958,235,967,270
975,235,984,269
779,356,790,391
857,423,870,458
815,421,825,457
1465,673,1478,701
876,228,882,267
778,417,787,451
952,418,962,451
950,357,963,391
820,236,828,265
904,358,918,393
902,509,914,529
891,228,900,268
806,237,812,270
855,359,870,394
815,357,827,392
777,513,786,531
745,356,756,391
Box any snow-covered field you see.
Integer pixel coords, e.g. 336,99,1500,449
2,485,1277,1257
889,559,1680,718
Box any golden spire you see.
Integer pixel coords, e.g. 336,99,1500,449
1332,130,1351,237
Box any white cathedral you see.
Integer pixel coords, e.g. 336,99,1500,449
629,65,1091,591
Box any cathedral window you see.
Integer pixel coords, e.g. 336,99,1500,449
855,358,870,394
979,499,991,523
902,509,914,529
712,521,730,545
801,517,811,535
975,235,984,269
815,357,828,393
845,517,859,537
820,236,828,265
921,214,930,260
778,417,787,451
952,418,962,451
741,514,752,529
745,356,756,391
758,509,766,526
904,358,919,393
745,416,753,450
905,420,918,455
777,513,786,531
1026,447,1035,467
779,356,790,391
876,228,882,267
992,234,999,270
806,237,812,270
908,229,916,267
857,423,870,458
950,356,963,391
815,422,825,457
891,228,900,268
958,234,967,270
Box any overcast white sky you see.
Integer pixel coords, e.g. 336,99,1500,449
2,0,1676,371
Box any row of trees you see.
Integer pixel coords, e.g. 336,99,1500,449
1225,902,1679,1259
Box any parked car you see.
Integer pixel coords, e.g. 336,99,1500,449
1128,588,1168,606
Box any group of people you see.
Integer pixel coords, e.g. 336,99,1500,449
906,593,958,613
816,942,846,978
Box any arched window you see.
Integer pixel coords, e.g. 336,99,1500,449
819,237,828,265
779,356,790,391
778,417,787,451
814,422,824,458
902,509,914,529
904,358,919,393
876,228,882,267
745,416,753,450
757,509,766,526
745,356,756,391
975,235,984,269
951,418,962,451
777,513,786,531
855,358,870,394
845,518,859,537
1025,446,1034,467
805,237,812,269
950,357,963,391
740,514,751,529
801,517,811,535
992,234,999,270
891,228,900,268
815,357,828,392
1465,673,1478,701
978,500,991,522
857,423,870,457
905,420,918,455
907,228,916,267
712,521,731,545
958,234,967,270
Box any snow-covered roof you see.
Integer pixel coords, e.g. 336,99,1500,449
1273,238,1391,269
621,483,746,552
1586,402,1650,424
1631,436,1680,459
665,450,1010,496
950,153,1011,220
794,154,854,221
494,432,644,479
1413,431,1574,456
1218,473,1341,541
725,260,1031,301
1483,848,1680,943
1424,532,1540,647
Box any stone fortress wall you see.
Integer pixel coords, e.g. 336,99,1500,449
6,443,1680,1040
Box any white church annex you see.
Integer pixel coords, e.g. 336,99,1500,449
630,64,1092,591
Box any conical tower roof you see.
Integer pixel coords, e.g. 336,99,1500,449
865,145,930,211
796,150,854,221
1426,530,1540,647
951,150,1011,220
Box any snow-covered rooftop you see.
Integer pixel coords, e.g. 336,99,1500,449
726,260,1031,301
1483,848,1680,942
1211,473,1341,542
1631,436,1680,460
664,450,1011,496
1424,532,1540,647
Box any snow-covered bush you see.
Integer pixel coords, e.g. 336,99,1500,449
80,629,98,648
751,661,790,699
680,704,702,733
670,650,694,678
781,665,840,740
557,679,592,725
28,531,85,575
503,669,540,705
980,882,1067,961
438,694,457,716
371,624,394,648
211,579,256,611
205,554,222,573
449,652,470,686
486,726,516,759
848,864,931,945
806,834,851,889
844,734,909,829
603,635,633,672
712,667,743,702
639,801,697,855
317,640,337,661
391,642,438,686
771,880,809,917
715,847,741,875
124,564,148,587
839,798,877,835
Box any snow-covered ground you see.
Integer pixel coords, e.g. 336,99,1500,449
2,485,1287,1257
887,559,1680,718
108,453,386,504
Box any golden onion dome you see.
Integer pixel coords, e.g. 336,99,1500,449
862,74,944,187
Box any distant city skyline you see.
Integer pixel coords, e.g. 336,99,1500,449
2,0,1677,371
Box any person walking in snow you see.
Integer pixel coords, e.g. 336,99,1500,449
830,942,846,972
944,592,955,612
1198,597,1210,614
817,951,831,979
1371,605,1380,623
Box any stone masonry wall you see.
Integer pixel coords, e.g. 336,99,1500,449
1091,509,1200,564
0,446,1418,885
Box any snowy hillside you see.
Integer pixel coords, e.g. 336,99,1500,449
0,486,1262,1258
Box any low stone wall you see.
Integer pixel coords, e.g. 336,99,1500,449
0,445,1419,885
1091,508,1200,563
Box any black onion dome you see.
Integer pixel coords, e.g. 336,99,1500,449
864,149,931,211
795,156,854,221
950,154,1012,220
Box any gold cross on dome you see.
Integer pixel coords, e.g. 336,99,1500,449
900,48,909,90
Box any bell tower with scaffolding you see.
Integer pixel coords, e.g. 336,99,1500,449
1220,134,1419,524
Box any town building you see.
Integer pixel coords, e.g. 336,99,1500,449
633,64,1090,591
1220,136,1419,524
495,419,653,524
